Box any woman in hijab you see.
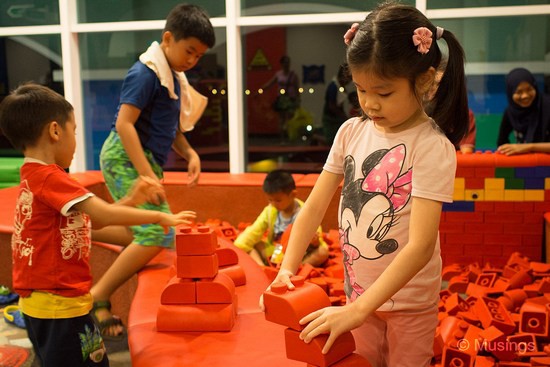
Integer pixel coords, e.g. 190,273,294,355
497,68,550,155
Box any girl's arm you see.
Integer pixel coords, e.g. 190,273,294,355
299,196,442,353
116,104,158,181
260,170,342,309
74,195,196,229
172,132,201,186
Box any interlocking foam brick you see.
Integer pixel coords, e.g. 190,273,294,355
219,264,246,286
307,352,372,367
475,273,497,288
156,303,235,331
442,264,465,281
175,225,218,256
176,253,219,279
263,276,331,331
506,269,533,290
196,272,236,304
440,347,474,367
160,276,196,305
519,302,549,337
478,326,516,362
464,189,485,201
473,297,516,335
530,356,550,366
284,328,355,367
448,275,470,294
497,362,531,367
434,316,470,357
307,278,328,293
474,355,496,367
216,246,239,267
507,333,538,357
444,293,470,316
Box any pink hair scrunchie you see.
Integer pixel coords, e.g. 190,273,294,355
412,27,433,54
344,23,360,45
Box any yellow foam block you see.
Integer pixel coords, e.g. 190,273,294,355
485,190,505,201
504,190,524,201
464,190,484,201
484,178,505,190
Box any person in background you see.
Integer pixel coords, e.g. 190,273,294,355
322,64,352,145
261,3,469,366
234,169,329,267
0,83,195,367
91,3,215,339
497,68,550,155
260,55,301,142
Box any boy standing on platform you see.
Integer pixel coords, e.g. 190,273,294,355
92,3,215,339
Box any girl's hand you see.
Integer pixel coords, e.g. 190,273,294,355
298,303,366,354
259,268,295,311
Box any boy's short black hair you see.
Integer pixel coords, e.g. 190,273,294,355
263,169,296,195
164,4,215,48
0,83,73,151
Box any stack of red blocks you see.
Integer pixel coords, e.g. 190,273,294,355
156,225,243,332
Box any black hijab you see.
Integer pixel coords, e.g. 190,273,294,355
505,68,550,143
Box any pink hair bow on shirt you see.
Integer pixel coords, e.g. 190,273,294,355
412,27,433,54
344,23,360,45
361,145,412,212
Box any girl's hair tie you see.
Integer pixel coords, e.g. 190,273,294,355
436,26,444,40
344,23,360,45
412,27,433,54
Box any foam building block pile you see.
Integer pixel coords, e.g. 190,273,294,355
156,225,243,332
263,275,371,366
432,252,550,367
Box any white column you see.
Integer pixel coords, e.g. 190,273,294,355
59,0,87,173
226,0,246,173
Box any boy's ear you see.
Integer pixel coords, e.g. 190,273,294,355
48,121,60,141
161,31,173,44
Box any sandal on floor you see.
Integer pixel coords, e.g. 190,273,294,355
0,285,19,305
90,301,127,342
3,305,26,329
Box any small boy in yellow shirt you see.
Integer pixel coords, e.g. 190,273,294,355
234,170,329,267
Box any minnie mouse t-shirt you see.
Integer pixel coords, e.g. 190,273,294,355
324,117,456,311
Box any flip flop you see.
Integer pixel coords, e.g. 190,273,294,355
0,285,19,305
90,301,128,342
3,305,26,329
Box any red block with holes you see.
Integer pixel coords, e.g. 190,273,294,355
478,326,516,361
175,225,218,255
284,328,355,367
473,297,516,335
441,347,474,367
476,272,497,288
263,276,331,331
444,293,470,316
519,302,549,338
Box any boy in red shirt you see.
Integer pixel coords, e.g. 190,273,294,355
0,83,195,367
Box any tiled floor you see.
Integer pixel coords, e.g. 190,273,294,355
0,304,132,367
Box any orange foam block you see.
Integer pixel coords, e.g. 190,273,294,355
196,273,236,304
307,353,372,367
160,276,196,305
285,328,355,367
519,302,549,337
219,264,246,286
473,297,516,335
263,276,331,331
176,253,219,279
216,246,239,267
175,225,217,256
156,303,235,332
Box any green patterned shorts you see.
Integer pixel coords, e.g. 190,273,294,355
100,131,175,248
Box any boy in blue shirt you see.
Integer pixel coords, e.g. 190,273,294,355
91,3,215,339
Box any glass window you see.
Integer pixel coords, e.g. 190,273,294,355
437,15,550,150
77,0,225,23
243,24,353,173
79,29,228,171
428,0,549,9
0,1,59,26
0,34,62,156
241,0,413,16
